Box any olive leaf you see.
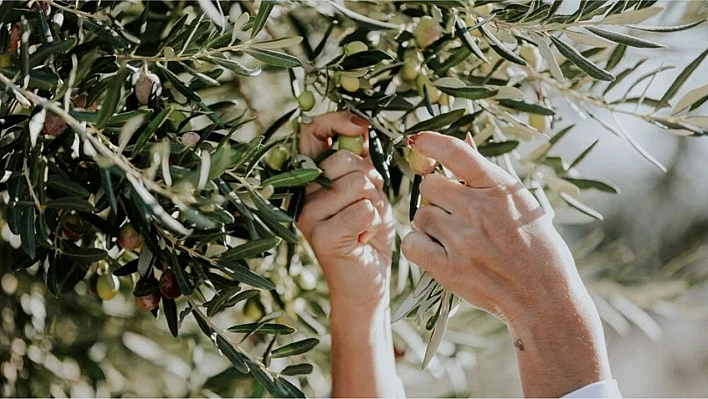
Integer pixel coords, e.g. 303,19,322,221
549,36,615,81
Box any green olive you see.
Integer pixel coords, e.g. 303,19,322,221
338,136,365,156
297,90,316,112
118,224,143,251
340,76,360,93
413,16,442,49
266,146,291,171
96,274,120,300
345,41,368,55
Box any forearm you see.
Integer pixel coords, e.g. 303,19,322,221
329,297,405,398
507,279,612,398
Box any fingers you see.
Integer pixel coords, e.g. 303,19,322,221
408,131,515,189
299,111,370,158
419,173,467,212
401,231,447,278
310,111,370,139
307,149,384,195
313,199,381,243
300,171,384,222
412,205,454,245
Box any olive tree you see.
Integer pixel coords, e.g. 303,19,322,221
1,0,707,397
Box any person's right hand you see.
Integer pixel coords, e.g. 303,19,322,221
401,131,612,398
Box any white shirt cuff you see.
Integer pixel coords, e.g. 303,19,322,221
562,380,622,398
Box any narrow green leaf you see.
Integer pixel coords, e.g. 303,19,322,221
568,139,598,170
340,50,394,70
628,20,705,33
206,288,259,318
478,140,520,157
529,31,564,82
280,363,313,376
479,24,527,66
275,378,306,398
158,64,202,102
227,323,296,335
497,99,555,115
605,44,626,71
245,49,302,68
96,68,127,128
221,238,281,260
672,84,708,115
163,298,179,337
20,207,35,259
435,85,498,100
251,0,276,39
559,192,604,221
47,177,90,198
261,169,321,188
62,246,107,265
585,26,665,49
208,56,262,77
131,106,173,157
328,1,400,30
215,335,250,373
656,49,708,110
405,109,467,135
271,338,319,358
563,178,620,194
550,36,615,81
100,168,118,213
217,260,276,290
46,197,95,212
455,16,489,63
29,38,78,67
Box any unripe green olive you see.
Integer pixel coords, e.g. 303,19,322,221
345,41,368,55
136,292,161,311
529,114,552,133
135,73,162,105
519,44,542,70
266,145,290,171
118,224,143,251
297,90,316,112
402,53,421,82
472,3,494,14
338,136,365,155
0,54,13,68
340,76,360,92
415,74,441,103
158,270,182,299
413,16,443,49
96,274,120,300
409,149,436,175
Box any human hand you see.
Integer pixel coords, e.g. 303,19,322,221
297,112,395,308
401,131,611,397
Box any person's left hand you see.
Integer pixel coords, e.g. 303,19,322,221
297,112,395,307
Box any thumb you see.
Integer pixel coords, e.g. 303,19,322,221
401,231,448,279
299,111,370,158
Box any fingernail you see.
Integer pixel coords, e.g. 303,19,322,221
350,115,370,127
407,133,420,148
465,132,477,150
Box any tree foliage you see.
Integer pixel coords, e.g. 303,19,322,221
1,0,707,397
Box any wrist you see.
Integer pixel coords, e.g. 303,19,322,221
505,279,612,397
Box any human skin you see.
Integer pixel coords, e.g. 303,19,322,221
402,131,613,398
297,111,405,398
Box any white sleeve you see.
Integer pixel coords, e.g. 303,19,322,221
562,380,622,398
